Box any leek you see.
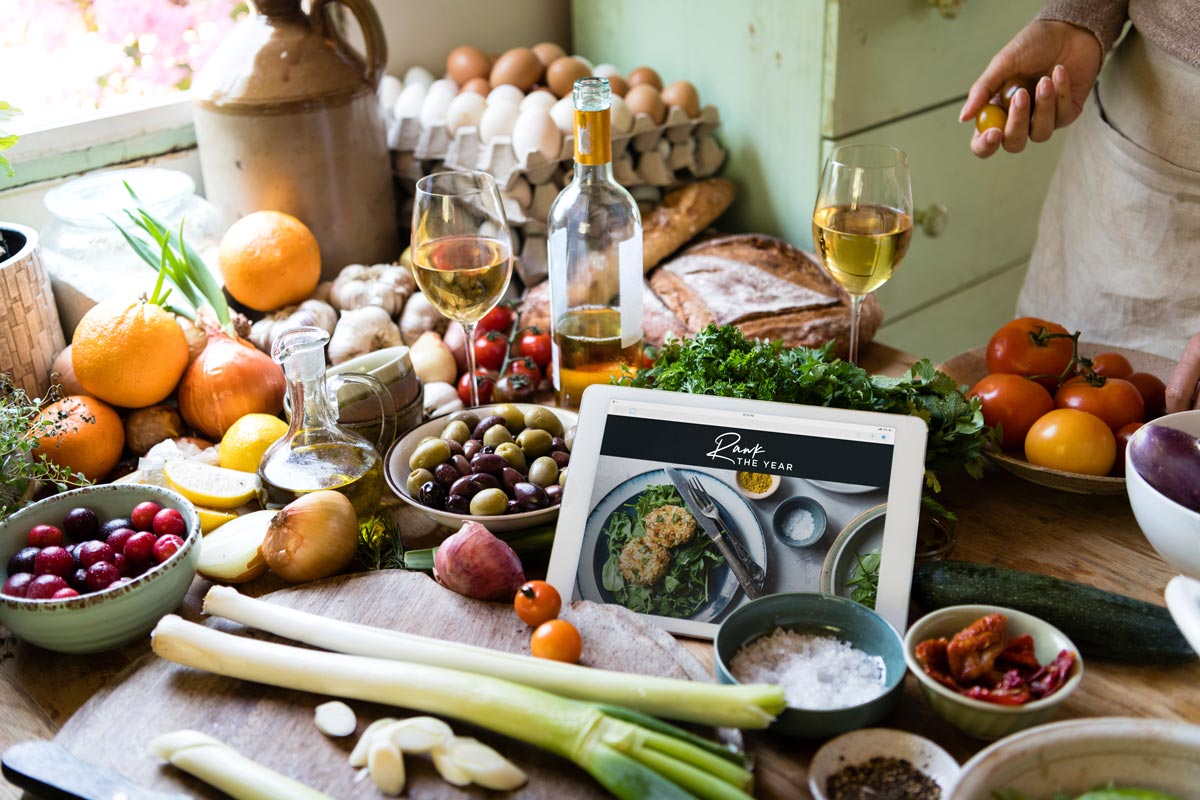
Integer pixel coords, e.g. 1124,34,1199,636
152,615,755,800
150,730,334,800
203,585,783,730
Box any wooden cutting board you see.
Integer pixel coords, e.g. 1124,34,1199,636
54,570,728,799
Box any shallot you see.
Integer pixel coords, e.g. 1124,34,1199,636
432,521,525,601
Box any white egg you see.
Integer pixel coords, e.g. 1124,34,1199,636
403,66,435,89
445,92,487,134
520,91,557,114
393,82,427,119
610,95,633,134
486,84,526,107
512,109,562,161
419,79,458,126
571,54,595,72
550,96,575,134
377,75,402,114
479,101,521,143
593,63,621,80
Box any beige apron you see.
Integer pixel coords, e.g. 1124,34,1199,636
1017,29,1200,360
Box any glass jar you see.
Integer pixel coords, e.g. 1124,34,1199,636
39,167,224,337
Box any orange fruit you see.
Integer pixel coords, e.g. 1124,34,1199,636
218,211,321,312
72,297,189,409
31,395,125,480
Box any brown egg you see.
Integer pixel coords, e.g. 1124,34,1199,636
546,56,592,98
626,66,663,91
446,45,490,86
623,84,666,124
490,47,542,91
531,41,568,68
660,80,701,117
607,75,629,97
460,77,491,96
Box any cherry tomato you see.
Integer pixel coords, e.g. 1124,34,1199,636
473,332,508,371
530,618,582,663
1024,409,1116,476
476,304,515,337
493,372,536,403
506,356,542,384
514,580,562,627
518,329,552,369
968,373,1055,451
1113,421,1145,476
1089,352,1134,379
1054,377,1144,431
1125,372,1167,419
986,318,1075,391
975,103,1008,134
457,369,495,406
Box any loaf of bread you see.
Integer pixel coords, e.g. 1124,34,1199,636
642,178,737,272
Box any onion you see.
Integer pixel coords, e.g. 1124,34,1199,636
261,491,358,583
176,316,208,365
433,521,525,601
50,346,87,395
178,327,286,440
125,405,185,455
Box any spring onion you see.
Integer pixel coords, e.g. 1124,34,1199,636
150,730,334,800
151,615,756,800
203,585,784,729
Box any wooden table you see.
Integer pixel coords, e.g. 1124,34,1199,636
2,341,1197,799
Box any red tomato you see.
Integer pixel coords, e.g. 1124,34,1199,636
986,317,1075,391
457,369,495,406
514,580,562,627
506,356,542,384
473,333,508,371
1113,421,1145,476
476,305,515,337
518,329,552,369
1024,409,1116,476
1089,352,1133,379
530,618,582,663
968,374,1055,451
1054,377,1144,431
1124,372,1167,419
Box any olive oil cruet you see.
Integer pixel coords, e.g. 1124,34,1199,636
258,327,390,517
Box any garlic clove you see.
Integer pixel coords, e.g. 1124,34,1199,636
430,743,473,787
379,716,453,753
367,740,405,796
313,701,357,737
445,736,527,791
349,717,397,767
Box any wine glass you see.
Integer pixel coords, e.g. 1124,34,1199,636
812,145,913,365
411,170,513,407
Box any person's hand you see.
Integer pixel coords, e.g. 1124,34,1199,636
1166,333,1200,413
960,20,1102,158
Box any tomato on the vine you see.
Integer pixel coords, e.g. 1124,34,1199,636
1125,372,1167,419
514,580,562,627
530,618,582,663
1113,421,1144,476
506,356,542,384
1054,377,1144,431
494,373,535,403
518,329,552,369
968,374,1054,451
457,368,495,406
473,332,508,371
1089,352,1133,379
986,317,1074,391
1024,409,1116,476
476,305,515,337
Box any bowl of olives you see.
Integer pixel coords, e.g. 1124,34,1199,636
384,403,578,532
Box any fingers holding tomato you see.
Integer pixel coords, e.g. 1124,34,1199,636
1024,408,1116,476
969,373,1054,451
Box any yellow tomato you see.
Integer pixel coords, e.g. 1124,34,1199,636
1024,409,1116,476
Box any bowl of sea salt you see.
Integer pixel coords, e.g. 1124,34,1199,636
772,496,828,548
714,592,905,738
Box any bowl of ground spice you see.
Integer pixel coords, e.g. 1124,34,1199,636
808,728,959,800
734,470,781,500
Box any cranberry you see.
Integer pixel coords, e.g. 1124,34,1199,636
62,507,99,540
131,501,162,532
77,540,115,569
105,527,136,555
84,562,120,591
113,552,131,576
26,574,69,599
152,534,185,563
1,572,34,598
123,531,157,563
52,587,80,599
152,508,186,538
27,524,64,548
34,546,74,577
69,568,89,592
7,546,39,575
97,517,133,541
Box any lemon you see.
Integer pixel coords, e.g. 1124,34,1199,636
219,413,289,473
196,506,240,534
164,460,259,510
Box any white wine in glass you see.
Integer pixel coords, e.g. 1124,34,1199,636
812,145,913,364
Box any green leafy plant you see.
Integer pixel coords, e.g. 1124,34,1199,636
846,549,881,609
0,102,19,178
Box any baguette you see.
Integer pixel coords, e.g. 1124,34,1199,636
641,178,737,272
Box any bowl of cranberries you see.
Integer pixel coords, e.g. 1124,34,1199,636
0,483,201,653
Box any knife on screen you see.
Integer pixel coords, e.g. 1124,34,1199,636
665,468,763,600
2,741,191,800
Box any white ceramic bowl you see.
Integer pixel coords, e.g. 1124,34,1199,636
950,717,1200,799
809,728,960,800
1126,409,1200,579
732,471,781,500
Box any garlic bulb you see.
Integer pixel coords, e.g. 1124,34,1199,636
261,491,358,583
327,306,402,365
398,291,446,345
329,264,416,316
249,299,338,354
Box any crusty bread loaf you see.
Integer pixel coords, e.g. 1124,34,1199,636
642,178,737,272
518,279,688,347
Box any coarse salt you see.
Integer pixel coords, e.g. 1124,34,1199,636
782,509,815,542
730,628,886,710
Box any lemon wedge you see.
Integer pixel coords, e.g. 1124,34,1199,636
164,460,259,510
196,506,240,534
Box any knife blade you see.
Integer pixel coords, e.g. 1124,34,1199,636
665,468,763,600
2,741,191,800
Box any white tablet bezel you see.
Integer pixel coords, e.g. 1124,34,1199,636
546,384,929,638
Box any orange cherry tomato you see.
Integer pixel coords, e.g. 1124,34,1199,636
1024,409,1116,476
530,619,582,663
1113,421,1145,476
514,580,562,627
1054,377,1144,431
1125,372,1167,419
975,104,1008,134
1089,352,1134,379
986,318,1074,392
968,373,1055,451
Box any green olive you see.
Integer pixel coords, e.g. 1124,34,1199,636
564,425,576,451
494,403,526,434
558,466,568,487
406,468,434,497
523,407,564,437
408,438,452,471
516,427,553,458
470,488,509,516
528,456,559,487
446,410,480,432
495,442,528,473
440,419,471,444
482,424,513,447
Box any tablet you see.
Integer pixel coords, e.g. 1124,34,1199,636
546,385,928,638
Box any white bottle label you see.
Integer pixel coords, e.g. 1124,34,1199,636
619,236,643,349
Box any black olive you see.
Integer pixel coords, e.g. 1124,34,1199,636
500,466,523,494
443,438,464,456
462,439,483,459
433,462,459,486
550,436,569,453
513,482,550,511
551,451,570,469
451,454,472,476
444,494,471,514
470,453,508,475
468,472,501,492
418,481,447,510
450,476,481,499
545,485,564,505
472,414,508,440
480,444,496,455
506,499,522,515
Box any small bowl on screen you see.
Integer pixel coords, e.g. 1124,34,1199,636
734,471,781,500
772,496,827,548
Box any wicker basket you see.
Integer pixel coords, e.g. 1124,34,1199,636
1,224,65,397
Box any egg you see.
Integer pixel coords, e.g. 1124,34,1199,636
446,45,490,85
546,56,592,99
393,82,427,119
550,96,575,134
608,75,629,97
623,84,666,124
490,47,542,91
511,109,562,161
626,66,663,91
479,101,521,142
486,84,525,107
419,79,458,126
593,63,622,80
610,95,633,134
445,92,486,134
403,66,435,89
460,77,490,96
377,74,402,114
661,80,701,117
531,41,567,68
571,54,595,72
520,89,557,114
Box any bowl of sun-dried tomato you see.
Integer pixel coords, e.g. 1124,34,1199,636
903,605,1083,741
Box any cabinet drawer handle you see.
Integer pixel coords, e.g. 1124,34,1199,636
914,204,949,237
927,0,965,19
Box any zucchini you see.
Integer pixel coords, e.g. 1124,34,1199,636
912,561,1195,664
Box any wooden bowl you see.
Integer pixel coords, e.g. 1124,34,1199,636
938,343,1176,495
